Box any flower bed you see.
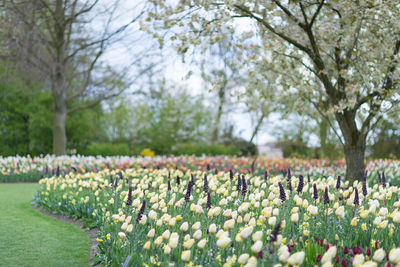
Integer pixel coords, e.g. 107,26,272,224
34,162,400,266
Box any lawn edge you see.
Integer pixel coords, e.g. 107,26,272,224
31,204,99,266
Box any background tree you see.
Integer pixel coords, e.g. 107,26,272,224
1,0,152,155
146,0,400,182
199,38,244,141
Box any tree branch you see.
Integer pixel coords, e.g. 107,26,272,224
233,4,312,55
310,0,325,28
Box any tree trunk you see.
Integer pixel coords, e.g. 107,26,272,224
52,71,67,155
53,95,67,155
212,85,226,141
344,144,366,183
319,119,328,157
249,113,265,143
336,111,366,183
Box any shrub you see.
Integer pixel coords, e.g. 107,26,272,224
220,137,258,156
85,142,130,156
172,143,241,156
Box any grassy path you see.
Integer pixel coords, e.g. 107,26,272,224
0,184,91,267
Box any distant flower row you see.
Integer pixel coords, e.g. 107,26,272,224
1,155,399,183
34,159,400,266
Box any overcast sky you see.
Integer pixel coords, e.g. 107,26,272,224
98,0,308,146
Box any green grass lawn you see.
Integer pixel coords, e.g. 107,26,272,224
0,184,90,267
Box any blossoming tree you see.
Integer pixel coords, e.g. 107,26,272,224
146,0,400,182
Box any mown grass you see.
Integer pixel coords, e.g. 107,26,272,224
0,184,90,267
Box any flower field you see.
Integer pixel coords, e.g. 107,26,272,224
1,155,399,184
31,156,400,266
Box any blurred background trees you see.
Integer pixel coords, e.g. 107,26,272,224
0,0,399,162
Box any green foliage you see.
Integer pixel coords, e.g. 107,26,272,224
85,142,130,156
222,137,258,156
0,64,106,156
172,143,240,156
276,140,314,158
129,86,214,155
67,104,105,154
371,120,400,159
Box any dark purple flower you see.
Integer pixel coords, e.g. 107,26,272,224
206,192,211,210
237,174,242,192
341,259,348,267
136,199,146,223
203,174,208,192
313,184,318,200
344,246,349,254
354,188,359,206
297,175,304,193
336,175,341,189
185,180,193,202
316,254,322,262
269,221,282,242
126,186,132,206
287,168,292,191
324,187,330,205
353,246,363,255
257,250,263,259
242,175,247,198
362,180,368,196
278,182,286,202
382,171,386,187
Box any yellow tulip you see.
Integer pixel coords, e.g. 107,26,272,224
378,220,388,229
287,251,305,265
143,241,151,250
373,248,385,262
389,248,400,264
181,250,191,261
168,237,179,249
240,226,253,239
153,236,163,246
238,253,250,264
350,217,358,226
290,213,299,223
216,236,231,248
192,221,201,230
183,238,195,249
163,245,171,255
251,240,263,253
252,231,263,242
193,229,202,240
209,223,217,233
223,219,235,230
118,232,126,239
393,212,400,223
353,254,364,266
180,222,189,232
147,228,155,238
197,238,207,249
